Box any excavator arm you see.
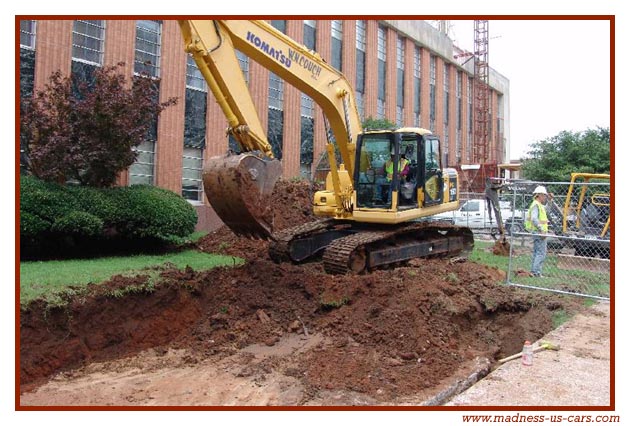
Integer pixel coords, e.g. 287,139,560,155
178,20,363,239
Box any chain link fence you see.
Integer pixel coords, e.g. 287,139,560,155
502,177,610,300
433,191,526,237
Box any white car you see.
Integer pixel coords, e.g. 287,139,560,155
435,199,523,230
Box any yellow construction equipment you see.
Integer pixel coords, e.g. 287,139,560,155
178,20,474,273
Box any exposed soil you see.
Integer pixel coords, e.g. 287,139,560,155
492,239,511,256
19,179,584,406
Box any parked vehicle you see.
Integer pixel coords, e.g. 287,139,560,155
435,198,523,231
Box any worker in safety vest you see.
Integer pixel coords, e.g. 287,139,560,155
525,185,550,277
383,149,409,204
384,150,409,182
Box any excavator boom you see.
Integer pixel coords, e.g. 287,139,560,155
178,20,362,239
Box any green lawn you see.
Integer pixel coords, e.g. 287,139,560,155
20,250,242,306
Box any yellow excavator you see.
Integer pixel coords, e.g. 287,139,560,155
178,20,474,273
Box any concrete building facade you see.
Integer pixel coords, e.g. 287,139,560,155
19,19,510,230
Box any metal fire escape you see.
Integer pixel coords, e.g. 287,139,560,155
473,20,490,164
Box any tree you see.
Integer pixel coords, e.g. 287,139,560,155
362,116,397,130
21,63,177,187
521,127,610,182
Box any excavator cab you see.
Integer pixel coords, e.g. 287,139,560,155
354,129,444,211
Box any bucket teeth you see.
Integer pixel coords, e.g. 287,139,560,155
202,153,282,240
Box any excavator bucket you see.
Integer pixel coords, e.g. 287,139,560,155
202,153,282,239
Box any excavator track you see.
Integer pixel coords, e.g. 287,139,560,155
268,219,352,263
269,219,474,274
322,230,389,274
322,222,474,274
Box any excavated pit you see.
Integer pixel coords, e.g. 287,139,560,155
19,179,582,404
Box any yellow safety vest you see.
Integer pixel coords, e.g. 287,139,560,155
525,199,548,232
385,158,408,181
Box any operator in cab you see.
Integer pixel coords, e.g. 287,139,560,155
383,148,409,204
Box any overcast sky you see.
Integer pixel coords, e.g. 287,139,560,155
445,19,611,160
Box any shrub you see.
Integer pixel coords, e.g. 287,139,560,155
51,211,103,237
70,185,118,222
20,211,49,239
19,176,198,258
20,175,77,223
109,185,198,241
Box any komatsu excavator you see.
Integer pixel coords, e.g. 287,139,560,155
178,20,474,274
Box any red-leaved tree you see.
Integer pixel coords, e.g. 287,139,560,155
21,63,177,187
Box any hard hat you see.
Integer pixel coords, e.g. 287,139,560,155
533,185,548,195
390,148,396,155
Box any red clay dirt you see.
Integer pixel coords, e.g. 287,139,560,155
19,179,582,405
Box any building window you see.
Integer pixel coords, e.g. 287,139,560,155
396,36,405,126
300,20,316,176
20,20,36,49
377,99,385,119
130,78,159,185
304,20,316,50
467,76,473,162
301,94,315,178
71,61,97,93
268,72,284,110
129,140,155,185
331,20,343,71
186,55,206,91
443,63,450,125
356,20,366,120
396,106,403,127
182,147,204,202
456,71,463,131
456,70,463,163
429,55,436,130
71,20,104,96
268,72,284,159
20,21,36,98
184,58,207,150
20,20,36,174
20,50,36,99
414,46,421,127
356,91,364,121
377,26,387,119
236,50,249,84
268,109,284,160
72,20,105,65
444,124,449,167
135,20,162,78
267,20,286,159
270,20,286,33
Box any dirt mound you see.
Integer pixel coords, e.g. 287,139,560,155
492,239,511,256
20,256,576,401
19,180,583,404
196,178,317,260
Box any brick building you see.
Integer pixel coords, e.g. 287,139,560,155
19,19,510,230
